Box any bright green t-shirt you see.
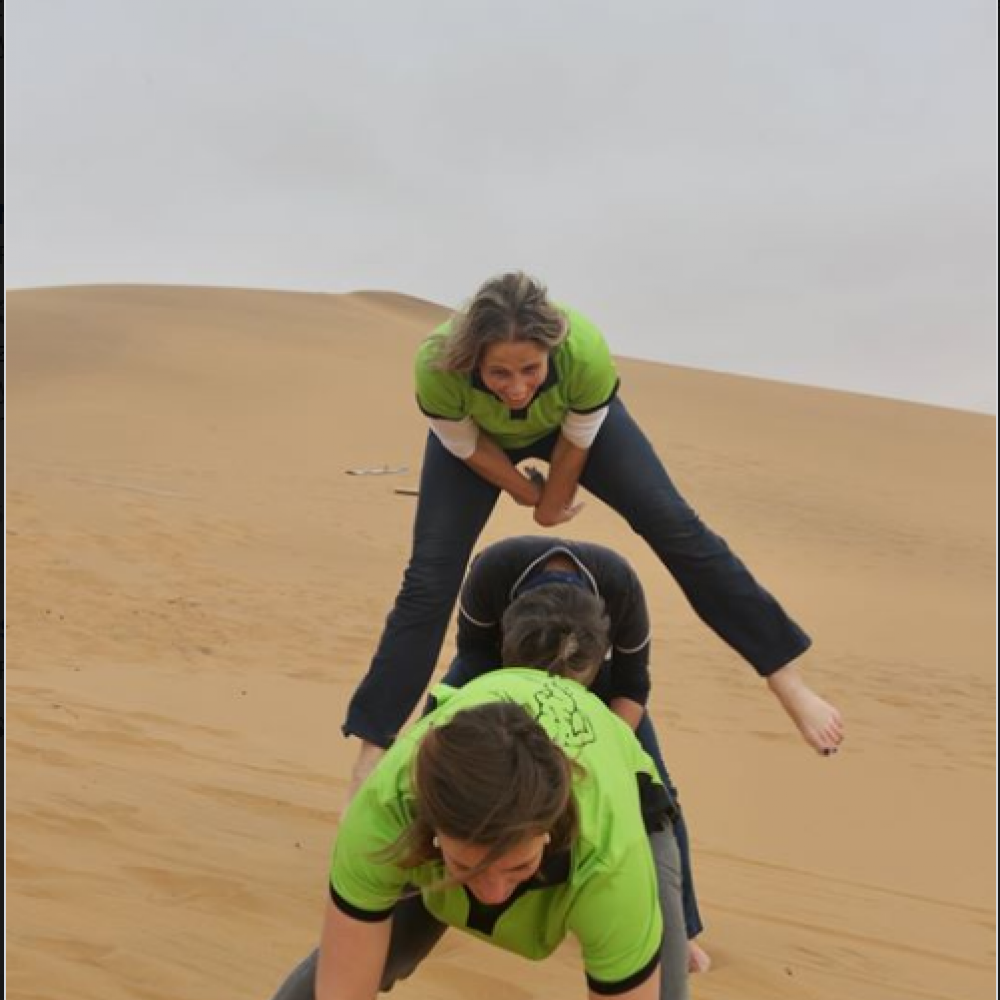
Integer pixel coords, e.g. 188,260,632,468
414,307,620,450
330,669,663,990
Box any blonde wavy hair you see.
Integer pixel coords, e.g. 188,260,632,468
432,271,569,373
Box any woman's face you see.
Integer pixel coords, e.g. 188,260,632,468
437,831,549,905
478,340,550,410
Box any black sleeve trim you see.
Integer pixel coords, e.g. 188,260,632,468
329,883,396,923
585,941,661,995
637,772,680,829
568,378,620,415
416,395,464,420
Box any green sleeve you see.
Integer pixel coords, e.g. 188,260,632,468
560,310,620,413
414,330,469,420
569,841,663,987
328,783,410,916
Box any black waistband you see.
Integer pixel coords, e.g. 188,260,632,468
637,771,679,832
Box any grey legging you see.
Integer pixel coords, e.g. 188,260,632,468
268,826,688,1000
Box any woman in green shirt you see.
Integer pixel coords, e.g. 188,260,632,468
271,585,689,1000
343,272,842,775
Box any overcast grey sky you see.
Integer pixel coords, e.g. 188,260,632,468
7,0,997,412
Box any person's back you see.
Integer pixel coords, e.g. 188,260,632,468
339,668,667,974
270,583,690,999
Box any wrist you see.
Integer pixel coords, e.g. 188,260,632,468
513,476,543,507
533,503,560,527
608,697,645,731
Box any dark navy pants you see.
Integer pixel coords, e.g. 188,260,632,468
345,398,808,748
344,397,812,934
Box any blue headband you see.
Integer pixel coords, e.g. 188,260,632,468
516,568,589,597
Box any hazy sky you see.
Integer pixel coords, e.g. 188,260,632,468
7,0,998,413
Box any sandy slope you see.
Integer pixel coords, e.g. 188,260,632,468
6,285,996,1000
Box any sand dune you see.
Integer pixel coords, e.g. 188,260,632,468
6,285,996,1000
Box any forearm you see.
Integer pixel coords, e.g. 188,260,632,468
348,740,387,803
604,650,652,713
465,433,541,506
608,696,645,731
535,433,588,525
316,900,392,1000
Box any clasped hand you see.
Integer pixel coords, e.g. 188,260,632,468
519,465,584,525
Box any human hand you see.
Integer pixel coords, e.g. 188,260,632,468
688,938,713,974
533,500,585,527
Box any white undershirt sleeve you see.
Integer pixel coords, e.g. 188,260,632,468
428,416,480,459
561,406,609,449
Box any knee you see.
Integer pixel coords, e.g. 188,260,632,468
397,552,468,615
628,494,709,545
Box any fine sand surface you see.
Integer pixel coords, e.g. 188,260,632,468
7,285,996,1000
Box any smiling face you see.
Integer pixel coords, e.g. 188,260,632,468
478,340,550,410
436,832,549,905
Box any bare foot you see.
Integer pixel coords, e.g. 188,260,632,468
687,938,712,973
767,662,844,754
